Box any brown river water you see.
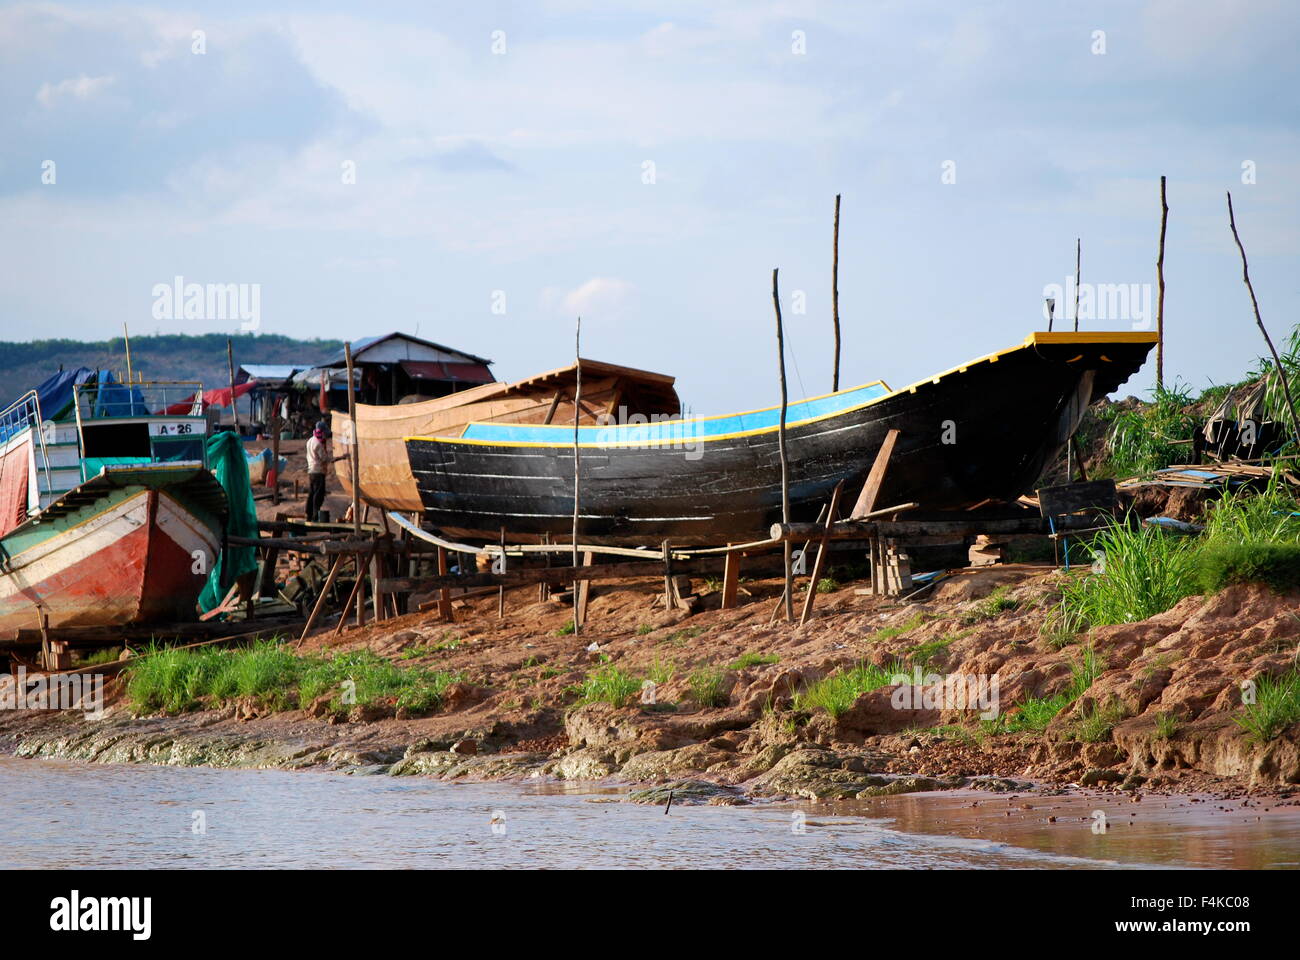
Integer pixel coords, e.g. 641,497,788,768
3,757,1296,869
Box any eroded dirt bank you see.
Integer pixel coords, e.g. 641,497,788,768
2,566,1298,810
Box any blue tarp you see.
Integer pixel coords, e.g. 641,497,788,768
92,370,149,418
14,366,96,423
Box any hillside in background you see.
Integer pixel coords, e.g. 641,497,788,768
0,333,344,408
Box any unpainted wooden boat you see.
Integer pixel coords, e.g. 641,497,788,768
333,359,680,512
404,332,1158,544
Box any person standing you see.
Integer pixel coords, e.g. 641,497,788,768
306,420,330,522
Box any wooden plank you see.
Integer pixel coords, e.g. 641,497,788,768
436,545,454,622
575,550,593,624
377,557,788,594
1036,479,1118,517
720,545,740,609
799,481,844,625
297,554,346,644
849,428,900,519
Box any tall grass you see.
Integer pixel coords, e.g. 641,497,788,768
1056,521,1200,630
1100,382,1197,476
1235,670,1300,742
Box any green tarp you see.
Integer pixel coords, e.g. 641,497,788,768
198,430,260,613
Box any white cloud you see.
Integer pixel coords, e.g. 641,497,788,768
36,74,115,108
542,277,633,320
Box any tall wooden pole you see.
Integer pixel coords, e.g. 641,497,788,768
832,193,842,393
123,323,134,382
773,269,794,623
344,343,361,536
572,317,582,635
1156,176,1168,388
1227,191,1300,449
226,338,239,431
1073,238,1081,332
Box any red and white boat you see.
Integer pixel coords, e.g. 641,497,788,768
0,379,228,632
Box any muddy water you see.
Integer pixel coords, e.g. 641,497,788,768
2,757,1294,869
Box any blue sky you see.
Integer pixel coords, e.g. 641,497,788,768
1,0,1297,413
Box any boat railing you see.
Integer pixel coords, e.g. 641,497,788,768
73,380,205,421
0,390,53,508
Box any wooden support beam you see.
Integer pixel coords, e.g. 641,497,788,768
575,550,593,624
720,545,740,610
799,481,844,625
850,428,900,519
297,554,346,644
436,545,454,622
377,556,788,595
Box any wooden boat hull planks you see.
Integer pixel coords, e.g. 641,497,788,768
0,467,225,631
405,333,1158,544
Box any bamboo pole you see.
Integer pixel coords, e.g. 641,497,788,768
571,317,582,635
1227,190,1300,449
344,343,361,536
226,338,239,431
1073,238,1081,332
123,323,134,383
773,268,794,622
1156,176,1168,388
832,193,842,393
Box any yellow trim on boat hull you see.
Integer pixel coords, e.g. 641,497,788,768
406,331,1157,450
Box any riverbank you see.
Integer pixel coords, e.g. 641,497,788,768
2,564,1297,816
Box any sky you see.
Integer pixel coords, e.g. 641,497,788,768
1,0,1298,414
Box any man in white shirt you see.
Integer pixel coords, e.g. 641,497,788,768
306,420,330,521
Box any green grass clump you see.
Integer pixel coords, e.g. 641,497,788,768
728,651,780,670
868,612,927,643
78,647,122,666
963,586,1019,624
124,641,463,716
646,656,677,685
1099,382,1197,476
554,620,576,636
1056,521,1200,630
635,623,653,636
572,665,641,708
1197,543,1300,594
1071,698,1128,743
793,660,905,719
987,692,1074,734
1153,711,1179,740
816,577,839,594
1235,670,1300,743
688,667,729,707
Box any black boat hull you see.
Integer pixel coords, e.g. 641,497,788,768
406,333,1156,544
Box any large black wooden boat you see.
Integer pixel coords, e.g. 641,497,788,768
405,331,1157,544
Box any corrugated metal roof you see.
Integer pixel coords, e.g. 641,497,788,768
324,332,493,367
238,364,305,381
